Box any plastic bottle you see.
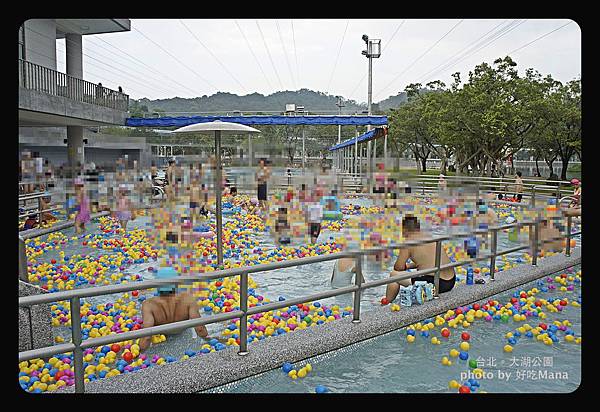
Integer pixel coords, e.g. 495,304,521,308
466,266,474,285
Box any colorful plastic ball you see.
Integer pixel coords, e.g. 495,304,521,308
315,385,329,394
282,362,294,373
459,342,470,351
441,328,450,338
459,385,471,393
469,359,478,369
461,332,470,341
504,345,513,353
448,380,461,389
459,351,469,360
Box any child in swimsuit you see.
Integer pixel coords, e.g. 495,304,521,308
74,179,90,234
116,185,132,231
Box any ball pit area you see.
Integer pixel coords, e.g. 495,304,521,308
18,194,581,393
208,265,581,393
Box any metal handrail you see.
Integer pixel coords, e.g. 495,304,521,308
17,214,582,393
19,59,129,112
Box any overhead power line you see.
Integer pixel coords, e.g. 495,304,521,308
275,20,296,90
234,20,274,91
420,19,527,84
375,19,464,100
25,25,181,98
327,20,350,93
415,19,509,84
92,36,205,97
256,20,285,91
291,20,300,87
178,19,248,93
507,21,573,55
132,26,219,92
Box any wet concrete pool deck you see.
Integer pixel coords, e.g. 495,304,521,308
59,247,580,393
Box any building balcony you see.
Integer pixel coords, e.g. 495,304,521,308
18,59,129,127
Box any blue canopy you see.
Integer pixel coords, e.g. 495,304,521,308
328,127,386,151
126,115,387,128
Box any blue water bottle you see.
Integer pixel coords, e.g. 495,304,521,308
466,266,474,285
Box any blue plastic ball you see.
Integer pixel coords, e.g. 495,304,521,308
315,385,329,394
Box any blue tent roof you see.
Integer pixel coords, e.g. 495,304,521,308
126,115,388,128
328,127,386,151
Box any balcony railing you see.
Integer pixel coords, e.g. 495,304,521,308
18,59,129,112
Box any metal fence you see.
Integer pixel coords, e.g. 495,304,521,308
18,59,129,112
18,214,581,393
413,174,575,207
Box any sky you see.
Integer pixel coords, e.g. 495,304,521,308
54,19,581,104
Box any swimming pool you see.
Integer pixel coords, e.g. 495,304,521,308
207,265,581,393
19,197,581,392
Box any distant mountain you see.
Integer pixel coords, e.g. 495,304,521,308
377,92,409,111
130,89,409,117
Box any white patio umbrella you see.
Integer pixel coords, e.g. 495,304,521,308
173,120,261,265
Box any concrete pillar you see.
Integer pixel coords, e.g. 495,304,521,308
65,33,83,78
66,33,84,174
67,126,84,175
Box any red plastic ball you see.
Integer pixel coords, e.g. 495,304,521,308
473,303,480,311
455,308,463,315
560,300,567,306
51,259,56,264
459,385,471,393
539,323,547,330
520,292,527,298
123,351,133,362
381,297,389,305
111,344,121,353
441,328,450,338
132,291,139,297
461,332,470,341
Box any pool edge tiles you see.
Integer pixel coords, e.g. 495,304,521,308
59,248,581,393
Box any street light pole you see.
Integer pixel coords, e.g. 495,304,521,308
362,34,381,186
336,96,345,171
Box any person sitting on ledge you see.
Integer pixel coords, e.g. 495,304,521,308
384,215,456,303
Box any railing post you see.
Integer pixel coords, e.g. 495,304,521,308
433,240,441,298
18,236,28,282
531,185,536,207
566,216,572,257
531,221,539,266
556,182,561,203
38,196,43,225
70,297,85,393
352,253,363,323
490,228,497,281
238,272,249,355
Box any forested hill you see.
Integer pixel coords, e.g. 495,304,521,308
131,89,409,116
377,92,409,111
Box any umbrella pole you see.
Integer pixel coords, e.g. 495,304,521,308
215,130,223,266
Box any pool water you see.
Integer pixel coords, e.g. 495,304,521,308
207,266,581,393
21,197,581,393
